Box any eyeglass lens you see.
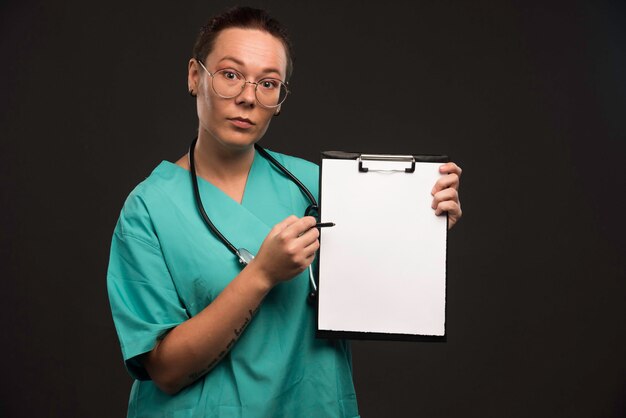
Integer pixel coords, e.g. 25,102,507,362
212,69,287,107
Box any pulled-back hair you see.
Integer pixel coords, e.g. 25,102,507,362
192,6,294,80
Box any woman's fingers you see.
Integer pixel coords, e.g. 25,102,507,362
432,185,462,229
439,162,462,177
435,199,461,216
430,161,463,229
281,216,317,239
256,216,321,283
282,218,319,261
432,173,460,194
298,225,320,247
303,237,321,258
270,215,300,237
436,200,462,229
431,188,459,211
286,218,319,268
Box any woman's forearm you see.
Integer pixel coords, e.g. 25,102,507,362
142,215,318,395
141,262,273,395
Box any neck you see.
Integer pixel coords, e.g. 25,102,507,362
192,134,256,182
180,132,257,204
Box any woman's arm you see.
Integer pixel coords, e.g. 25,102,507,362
141,215,319,395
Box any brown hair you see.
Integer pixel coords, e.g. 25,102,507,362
192,6,294,80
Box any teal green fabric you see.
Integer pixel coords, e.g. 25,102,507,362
107,149,359,418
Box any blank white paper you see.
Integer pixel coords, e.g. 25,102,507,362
318,158,447,336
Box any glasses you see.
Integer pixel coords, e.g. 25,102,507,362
196,60,289,108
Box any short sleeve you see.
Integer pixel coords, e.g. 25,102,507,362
106,193,190,380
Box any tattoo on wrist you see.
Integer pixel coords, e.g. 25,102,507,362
188,304,261,382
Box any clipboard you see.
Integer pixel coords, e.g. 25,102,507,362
316,151,449,342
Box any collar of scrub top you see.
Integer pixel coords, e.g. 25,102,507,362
188,137,321,302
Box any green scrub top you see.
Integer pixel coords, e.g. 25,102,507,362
107,149,359,418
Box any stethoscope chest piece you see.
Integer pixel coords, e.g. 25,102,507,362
236,248,255,266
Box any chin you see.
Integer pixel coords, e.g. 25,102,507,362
219,136,260,152
224,129,267,150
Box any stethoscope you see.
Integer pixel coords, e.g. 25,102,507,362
189,137,320,301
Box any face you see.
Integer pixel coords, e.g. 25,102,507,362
189,28,288,152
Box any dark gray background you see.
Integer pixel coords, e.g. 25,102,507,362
1,0,625,417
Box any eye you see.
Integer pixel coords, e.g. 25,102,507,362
219,69,242,82
259,79,279,90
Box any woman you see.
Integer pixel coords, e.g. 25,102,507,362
107,6,462,418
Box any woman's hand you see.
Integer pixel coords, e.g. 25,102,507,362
251,215,320,286
431,162,463,229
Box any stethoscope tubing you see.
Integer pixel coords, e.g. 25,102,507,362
189,137,241,257
253,144,317,206
189,138,320,297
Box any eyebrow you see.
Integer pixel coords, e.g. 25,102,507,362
217,56,283,78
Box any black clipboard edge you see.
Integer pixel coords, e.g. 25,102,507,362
316,330,447,343
321,150,449,163
316,151,450,343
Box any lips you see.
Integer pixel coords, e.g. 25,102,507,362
228,117,255,129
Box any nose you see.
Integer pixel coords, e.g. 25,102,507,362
235,81,257,106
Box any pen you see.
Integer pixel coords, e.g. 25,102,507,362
315,222,335,228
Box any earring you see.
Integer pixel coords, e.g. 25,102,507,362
189,89,196,97
274,110,281,116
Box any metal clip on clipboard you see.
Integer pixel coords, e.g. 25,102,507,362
357,154,416,173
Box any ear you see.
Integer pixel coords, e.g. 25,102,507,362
188,58,200,95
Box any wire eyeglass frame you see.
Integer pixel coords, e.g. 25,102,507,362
195,58,289,108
